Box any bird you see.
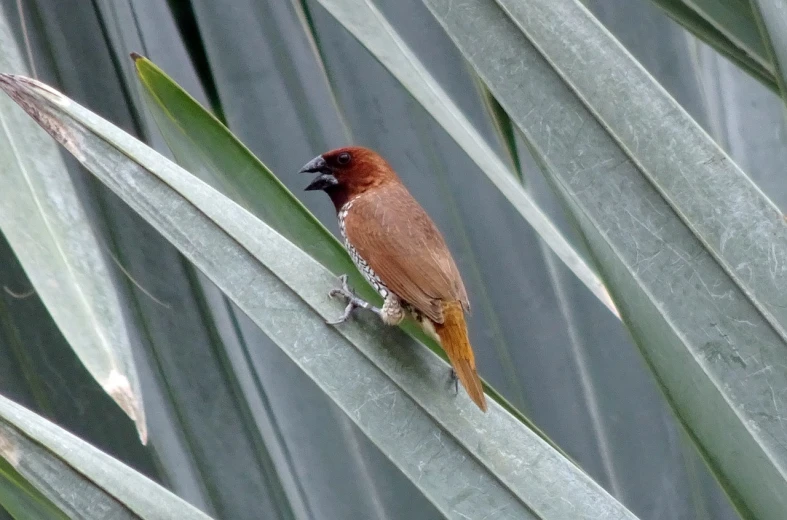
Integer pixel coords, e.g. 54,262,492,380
299,146,487,412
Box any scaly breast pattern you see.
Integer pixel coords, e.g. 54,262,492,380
338,199,391,300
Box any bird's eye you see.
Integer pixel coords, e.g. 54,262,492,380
337,152,352,165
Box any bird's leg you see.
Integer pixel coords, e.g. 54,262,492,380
327,274,382,324
449,368,459,395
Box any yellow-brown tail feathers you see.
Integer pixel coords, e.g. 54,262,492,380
434,301,487,412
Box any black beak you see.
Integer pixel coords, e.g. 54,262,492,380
299,155,327,173
300,155,338,191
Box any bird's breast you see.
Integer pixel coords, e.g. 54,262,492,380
338,198,391,300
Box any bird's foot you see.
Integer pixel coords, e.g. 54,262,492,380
449,368,459,395
326,274,380,324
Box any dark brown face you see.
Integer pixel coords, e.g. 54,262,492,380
299,146,398,211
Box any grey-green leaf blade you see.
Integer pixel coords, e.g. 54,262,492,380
0,393,213,519
494,0,787,356
0,455,69,520
681,0,770,71
0,3,145,442
749,0,787,105
418,0,787,517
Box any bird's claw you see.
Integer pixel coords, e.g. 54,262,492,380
325,303,356,325
326,274,365,325
328,274,354,300
449,369,459,395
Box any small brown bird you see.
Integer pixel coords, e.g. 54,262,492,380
300,146,487,411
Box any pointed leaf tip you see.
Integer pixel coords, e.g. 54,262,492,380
0,75,85,162
0,72,17,91
0,73,66,101
130,52,144,62
103,370,147,445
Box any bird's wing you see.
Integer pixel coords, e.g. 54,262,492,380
344,184,469,323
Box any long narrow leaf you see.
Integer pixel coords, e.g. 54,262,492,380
0,457,69,520
416,0,787,517
0,73,641,520
0,4,146,442
646,0,777,93
682,0,768,67
0,392,212,519
749,0,787,104
310,0,619,319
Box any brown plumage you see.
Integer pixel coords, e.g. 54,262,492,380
300,146,487,411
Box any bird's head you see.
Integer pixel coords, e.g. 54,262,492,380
299,146,398,210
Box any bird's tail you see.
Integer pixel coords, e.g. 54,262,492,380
435,301,487,412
